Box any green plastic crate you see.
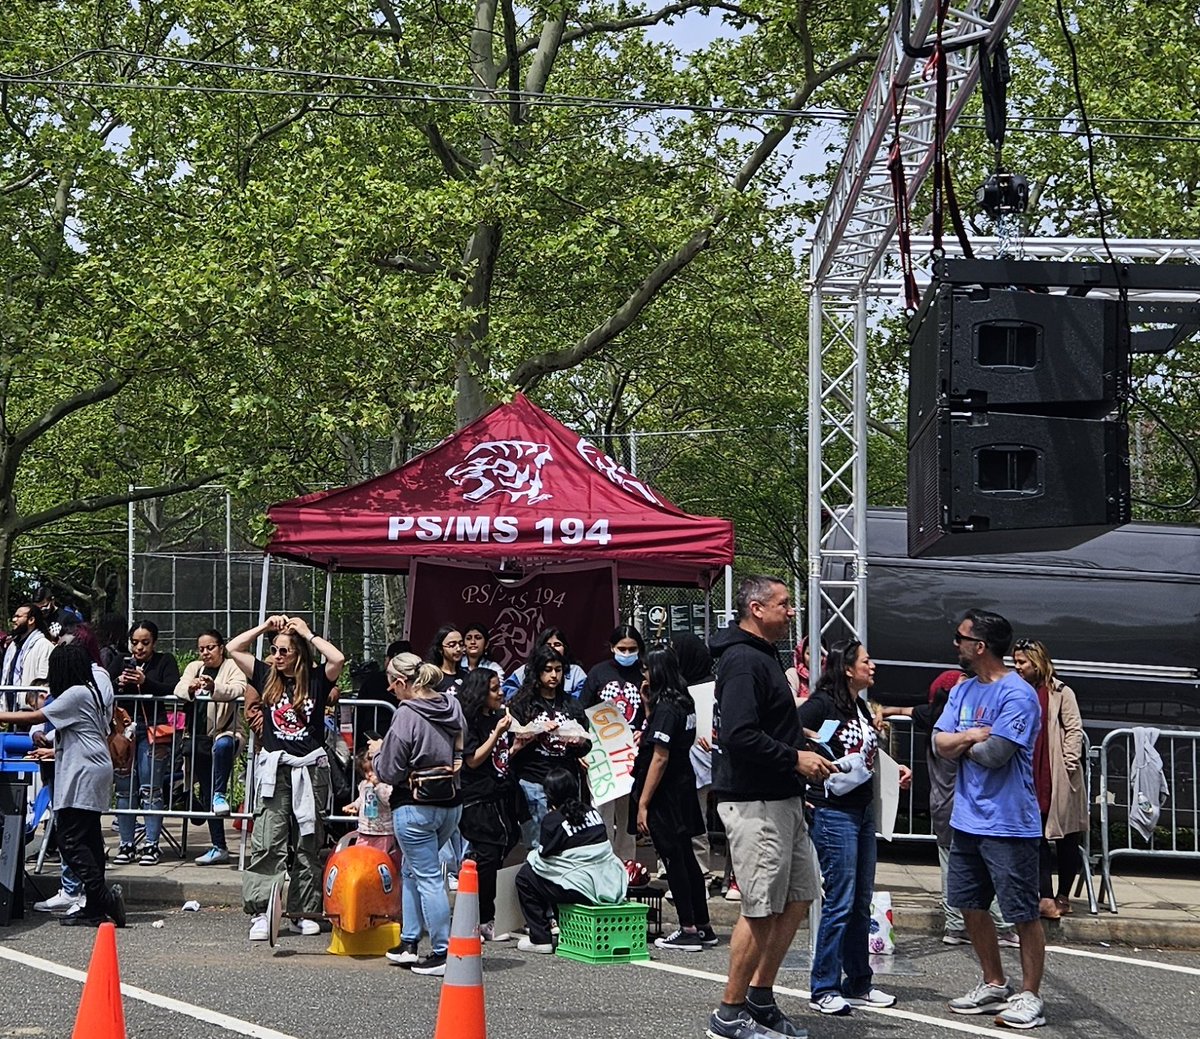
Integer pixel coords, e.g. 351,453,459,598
554,901,650,964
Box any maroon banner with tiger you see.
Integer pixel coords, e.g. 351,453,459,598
404,560,618,674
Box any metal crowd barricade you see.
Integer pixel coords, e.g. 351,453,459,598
878,715,1101,915
109,691,250,860
876,715,936,842
110,693,398,867
1098,727,1200,914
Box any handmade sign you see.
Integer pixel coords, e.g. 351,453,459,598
584,702,637,806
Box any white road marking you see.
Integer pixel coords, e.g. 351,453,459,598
0,944,302,1039
1046,945,1200,977
635,959,1006,1037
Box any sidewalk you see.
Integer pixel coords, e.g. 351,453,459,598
23,834,1200,950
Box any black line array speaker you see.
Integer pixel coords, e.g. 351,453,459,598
907,285,1130,557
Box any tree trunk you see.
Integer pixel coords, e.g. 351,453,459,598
0,527,15,615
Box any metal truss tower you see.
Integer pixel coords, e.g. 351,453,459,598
806,0,1022,650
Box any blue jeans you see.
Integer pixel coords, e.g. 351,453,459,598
394,803,462,955
810,803,877,999
116,735,170,846
439,828,464,878
518,778,549,849
195,735,236,849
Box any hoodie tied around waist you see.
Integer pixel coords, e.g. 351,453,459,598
254,747,329,837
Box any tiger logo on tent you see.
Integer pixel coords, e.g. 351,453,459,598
445,440,554,504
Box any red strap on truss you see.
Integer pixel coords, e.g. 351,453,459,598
887,84,921,311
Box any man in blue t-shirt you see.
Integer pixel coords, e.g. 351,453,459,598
933,609,1047,1030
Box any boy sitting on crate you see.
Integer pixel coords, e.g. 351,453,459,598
514,766,628,954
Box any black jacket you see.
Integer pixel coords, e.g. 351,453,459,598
710,624,805,802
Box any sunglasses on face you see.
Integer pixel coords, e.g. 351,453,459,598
953,632,985,645
269,646,293,656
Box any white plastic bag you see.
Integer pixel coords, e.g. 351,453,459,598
868,891,895,955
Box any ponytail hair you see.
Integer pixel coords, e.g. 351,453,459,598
542,767,590,828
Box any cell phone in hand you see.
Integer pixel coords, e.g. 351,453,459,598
363,730,383,743
122,656,136,670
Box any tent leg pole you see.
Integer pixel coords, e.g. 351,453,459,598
703,584,712,641
323,569,333,640
723,565,733,627
255,555,271,657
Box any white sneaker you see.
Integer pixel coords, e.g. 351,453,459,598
516,936,553,954
248,914,270,941
846,988,896,1008
288,918,321,935
995,990,1045,1029
34,889,84,914
809,993,853,1016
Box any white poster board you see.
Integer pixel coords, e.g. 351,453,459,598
873,749,901,842
584,702,637,807
492,862,526,937
690,680,715,746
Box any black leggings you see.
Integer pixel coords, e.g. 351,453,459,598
55,807,115,921
652,828,709,930
1039,832,1082,900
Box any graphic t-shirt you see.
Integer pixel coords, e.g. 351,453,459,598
538,807,607,857
510,692,590,784
462,710,514,803
798,691,879,810
580,660,645,729
251,660,334,755
934,671,1041,838
436,669,468,694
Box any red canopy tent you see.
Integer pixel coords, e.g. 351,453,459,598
265,393,734,587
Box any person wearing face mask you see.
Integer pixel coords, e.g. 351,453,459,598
580,624,646,861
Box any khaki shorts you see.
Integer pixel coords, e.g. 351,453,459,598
718,798,820,918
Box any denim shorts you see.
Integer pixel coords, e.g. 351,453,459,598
947,828,1040,924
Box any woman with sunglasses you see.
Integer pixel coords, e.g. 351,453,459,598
800,639,910,1016
173,629,248,866
227,614,345,941
1011,638,1088,918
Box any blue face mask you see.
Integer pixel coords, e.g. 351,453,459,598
614,651,639,667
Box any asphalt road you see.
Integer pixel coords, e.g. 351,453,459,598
1,905,1198,1039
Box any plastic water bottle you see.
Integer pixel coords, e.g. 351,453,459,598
363,786,379,822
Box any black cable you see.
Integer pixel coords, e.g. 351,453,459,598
1128,390,1200,511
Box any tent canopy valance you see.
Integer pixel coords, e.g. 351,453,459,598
265,394,734,587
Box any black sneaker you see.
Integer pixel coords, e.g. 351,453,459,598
411,951,447,976
697,925,720,947
386,940,420,966
138,845,161,866
705,1008,777,1038
112,844,136,866
108,884,127,928
60,914,104,928
654,928,703,952
746,1000,809,1038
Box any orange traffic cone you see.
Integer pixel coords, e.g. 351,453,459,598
72,921,126,1039
433,858,486,1039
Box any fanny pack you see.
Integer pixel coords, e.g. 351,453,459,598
408,764,458,804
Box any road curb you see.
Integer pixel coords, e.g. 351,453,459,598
702,896,1200,950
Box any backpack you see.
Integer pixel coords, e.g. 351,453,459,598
88,682,134,773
